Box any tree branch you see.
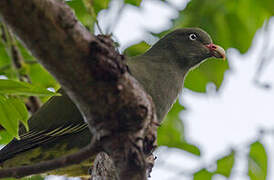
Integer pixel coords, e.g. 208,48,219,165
91,152,119,180
0,0,157,179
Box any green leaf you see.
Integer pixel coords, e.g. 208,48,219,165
8,97,29,131
67,0,94,30
184,58,229,92
0,34,15,79
28,63,59,88
158,101,200,156
0,96,29,140
215,150,235,177
0,40,10,68
248,141,268,180
0,130,13,145
0,79,59,96
93,0,110,14
124,41,151,57
28,62,60,102
82,0,110,15
0,95,20,138
17,41,35,61
193,169,213,180
125,0,142,6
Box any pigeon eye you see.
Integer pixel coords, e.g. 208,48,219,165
189,34,197,41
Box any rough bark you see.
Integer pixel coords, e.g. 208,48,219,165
0,0,157,179
91,152,119,180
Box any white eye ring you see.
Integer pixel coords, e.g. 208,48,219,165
189,33,197,40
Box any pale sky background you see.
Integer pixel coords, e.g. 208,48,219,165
46,0,274,180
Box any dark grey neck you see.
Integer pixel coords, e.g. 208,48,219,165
127,47,190,121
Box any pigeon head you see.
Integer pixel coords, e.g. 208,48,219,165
148,27,226,69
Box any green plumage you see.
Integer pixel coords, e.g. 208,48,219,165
0,28,224,177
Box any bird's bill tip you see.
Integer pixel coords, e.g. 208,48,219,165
206,43,226,60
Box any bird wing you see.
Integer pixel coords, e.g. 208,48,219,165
0,89,89,164
0,122,88,163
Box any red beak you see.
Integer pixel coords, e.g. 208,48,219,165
206,43,226,60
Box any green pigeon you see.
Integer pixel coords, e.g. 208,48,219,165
0,28,225,177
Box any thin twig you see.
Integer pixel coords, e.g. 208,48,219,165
95,19,104,35
253,20,273,89
0,138,101,178
105,1,125,35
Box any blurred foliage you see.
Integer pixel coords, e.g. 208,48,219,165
176,0,274,53
215,150,235,177
0,130,13,144
0,95,20,139
184,58,229,92
27,64,59,92
158,101,200,156
124,41,150,56
0,0,273,179
248,141,268,180
67,0,95,31
0,26,61,140
84,0,110,15
192,150,235,179
0,79,59,138
193,169,213,180
125,0,142,6
0,79,59,96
